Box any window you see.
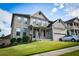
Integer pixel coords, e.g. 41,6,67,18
16,32,20,36
74,23,76,26
16,28,21,36
22,28,27,36
23,32,26,36
17,17,22,23
70,23,73,26
42,21,47,26
37,20,41,25
24,18,27,24
17,17,21,19
33,19,36,24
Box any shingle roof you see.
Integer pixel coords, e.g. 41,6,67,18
64,17,79,23
0,34,11,39
47,20,58,27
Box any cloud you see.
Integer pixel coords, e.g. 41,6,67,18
59,4,64,9
51,3,64,14
68,8,79,17
54,3,64,9
0,9,12,36
52,8,58,13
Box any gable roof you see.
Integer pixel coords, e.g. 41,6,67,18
54,19,67,28
31,11,49,21
47,19,67,28
0,34,11,39
64,17,79,23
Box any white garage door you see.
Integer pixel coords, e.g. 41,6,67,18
53,33,65,41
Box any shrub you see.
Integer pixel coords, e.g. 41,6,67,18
0,43,5,48
16,38,22,43
22,36,31,43
10,38,16,43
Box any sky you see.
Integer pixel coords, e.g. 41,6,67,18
0,3,79,36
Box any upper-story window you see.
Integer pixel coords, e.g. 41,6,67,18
74,23,79,26
33,19,36,24
42,21,47,26
16,28,21,36
24,18,28,24
77,24,78,26
17,17,22,23
70,23,73,26
36,20,41,25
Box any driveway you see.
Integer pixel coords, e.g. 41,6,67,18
32,46,79,56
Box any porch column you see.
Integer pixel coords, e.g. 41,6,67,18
39,28,41,39
73,23,75,35
32,27,33,38
69,30,71,35
41,29,43,39
74,29,76,35
77,30,78,35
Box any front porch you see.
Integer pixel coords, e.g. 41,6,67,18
29,26,47,40
67,29,79,35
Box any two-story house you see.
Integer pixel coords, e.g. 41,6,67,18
11,11,67,41
11,11,50,40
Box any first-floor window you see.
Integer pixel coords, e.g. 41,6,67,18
23,32,26,36
16,28,21,36
16,32,20,36
23,28,27,36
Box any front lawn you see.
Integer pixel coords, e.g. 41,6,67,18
61,50,79,56
0,40,79,56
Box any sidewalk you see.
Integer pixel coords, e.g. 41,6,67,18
32,46,79,56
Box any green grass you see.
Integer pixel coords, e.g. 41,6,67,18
61,50,79,56
0,40,79,56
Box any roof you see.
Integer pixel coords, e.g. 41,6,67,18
31,11,49,21
64,17,79,23
0,34,11,39
47,19,67,28
47,21,54,27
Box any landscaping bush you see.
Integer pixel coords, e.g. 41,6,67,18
22,36,31,43
16,38,22,43
0,43,5,48
10,38,16,43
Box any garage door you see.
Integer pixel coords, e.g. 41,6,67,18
53,33,65,41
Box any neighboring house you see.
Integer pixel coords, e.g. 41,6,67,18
0,34,11,46
65,17,79,36
11,11,67,41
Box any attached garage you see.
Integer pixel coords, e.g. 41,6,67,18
52,19,67,41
